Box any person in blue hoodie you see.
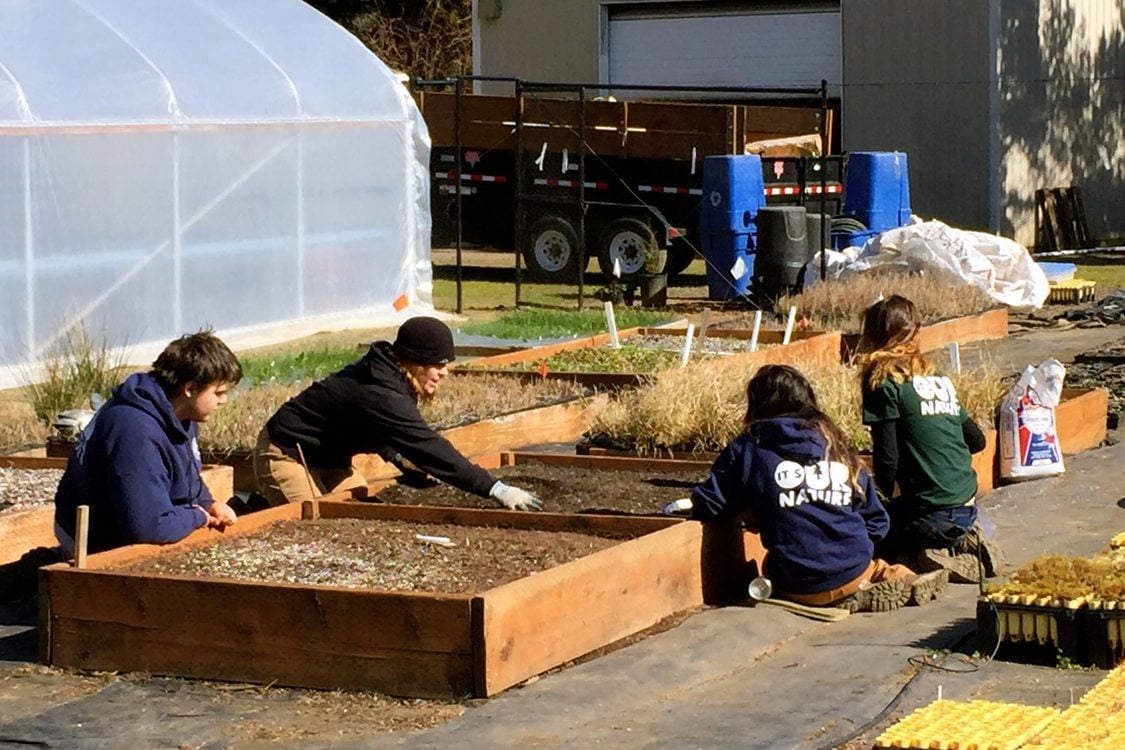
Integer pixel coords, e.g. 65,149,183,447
54,331,243,555
690,365,947,612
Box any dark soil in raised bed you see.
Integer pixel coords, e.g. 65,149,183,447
1067,334,1125,417
123,518,623,593
374,463,703,515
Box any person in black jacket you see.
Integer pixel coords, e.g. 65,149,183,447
253,316,541,511
691,365,947,612
857,295,1000,582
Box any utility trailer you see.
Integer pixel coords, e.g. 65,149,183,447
417,90,842,281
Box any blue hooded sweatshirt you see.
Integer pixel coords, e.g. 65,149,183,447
691,417,889,596
54,372,213,554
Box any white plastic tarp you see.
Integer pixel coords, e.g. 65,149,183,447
803,219,1050,309
0,0,433,387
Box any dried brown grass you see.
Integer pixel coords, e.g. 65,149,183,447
589,359,1006,456
0,394,48,452
199,376,591,454
778,271,994,332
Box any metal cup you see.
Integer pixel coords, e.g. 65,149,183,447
748,576,773,602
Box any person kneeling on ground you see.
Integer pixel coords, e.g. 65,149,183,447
54,331,242,555
690,364,947,612
253,316,541,511
857,294,1001,583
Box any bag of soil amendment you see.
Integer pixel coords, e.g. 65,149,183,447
1000,359,1066,481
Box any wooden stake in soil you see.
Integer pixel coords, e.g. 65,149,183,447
604,301,620,349
748,310,762,352
782,305,797,346
948,341,962,374
697,307,711,352
74,505,89,569
679,324,695,368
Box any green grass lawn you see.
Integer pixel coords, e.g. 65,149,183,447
238,347,362,386
1074,261,1125,291
456,307,677,340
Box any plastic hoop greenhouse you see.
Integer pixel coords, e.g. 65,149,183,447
0,0,433,387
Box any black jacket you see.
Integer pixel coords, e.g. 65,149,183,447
265,342,495,496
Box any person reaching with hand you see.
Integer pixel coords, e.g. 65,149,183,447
253,316,542,511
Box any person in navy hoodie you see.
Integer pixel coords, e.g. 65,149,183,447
54,331,243,555
690,364,947,612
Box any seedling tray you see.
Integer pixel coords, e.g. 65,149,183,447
976,597,1085,667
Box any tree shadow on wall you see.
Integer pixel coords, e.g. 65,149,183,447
999,3,1124,244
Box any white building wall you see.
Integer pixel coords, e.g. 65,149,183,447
998,0,1124,247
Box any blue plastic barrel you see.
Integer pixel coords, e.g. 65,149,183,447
842,152,912,231
702,233,755,300
700,155,765,232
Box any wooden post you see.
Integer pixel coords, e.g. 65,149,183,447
301,500,320,521
74,505,89,569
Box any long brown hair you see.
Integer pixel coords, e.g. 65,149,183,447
856,295,933,388
745,365,865,497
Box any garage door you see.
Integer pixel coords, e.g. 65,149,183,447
606,4,841,94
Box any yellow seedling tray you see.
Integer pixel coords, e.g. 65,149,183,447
874,699,1059,750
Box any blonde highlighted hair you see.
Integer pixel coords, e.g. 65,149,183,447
857,295,933,388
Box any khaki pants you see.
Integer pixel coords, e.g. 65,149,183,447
253,429,368,506
779,558,917,607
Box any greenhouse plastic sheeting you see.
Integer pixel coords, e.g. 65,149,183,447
0,0,433,386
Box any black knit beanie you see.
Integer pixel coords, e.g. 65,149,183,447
393,317,455,365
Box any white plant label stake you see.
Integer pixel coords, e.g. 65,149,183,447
782,305,797,345
748,310,762,352
948,342,962,374
680,323,695,368
697,307,711,352
604,301,620,349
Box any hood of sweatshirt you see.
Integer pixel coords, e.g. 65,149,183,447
747,417,829,464
110,372,192,444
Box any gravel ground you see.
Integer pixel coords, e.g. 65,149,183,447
123,518,621,593
0,467,62,513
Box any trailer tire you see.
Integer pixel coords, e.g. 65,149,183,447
665,247,698,277
597,218,666,278
523,216,581,281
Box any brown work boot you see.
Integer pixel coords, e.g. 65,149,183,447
953,527,1004,578
916,547,982,584
907,569,949,606
848,579,911,613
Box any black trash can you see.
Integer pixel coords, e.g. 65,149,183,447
754,206,808,300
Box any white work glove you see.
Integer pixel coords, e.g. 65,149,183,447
490,481,543,511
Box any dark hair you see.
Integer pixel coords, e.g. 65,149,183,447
151,330,242,394
857,295,932,387
744,364,864,497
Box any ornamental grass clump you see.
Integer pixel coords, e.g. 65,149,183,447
776,271,994,332
587,360,1006,456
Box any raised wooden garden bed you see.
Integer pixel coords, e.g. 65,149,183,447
455,326,844,387
0,457,233,566
39,452,759,699
204,394,609,491
578,387,1107,497
840,309,1009,361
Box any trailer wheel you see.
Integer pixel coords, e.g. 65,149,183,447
523,216,581,281
665,247,698,277
597,218,667,278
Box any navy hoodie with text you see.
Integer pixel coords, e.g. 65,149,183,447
55,372,213,554
691,418,889,596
